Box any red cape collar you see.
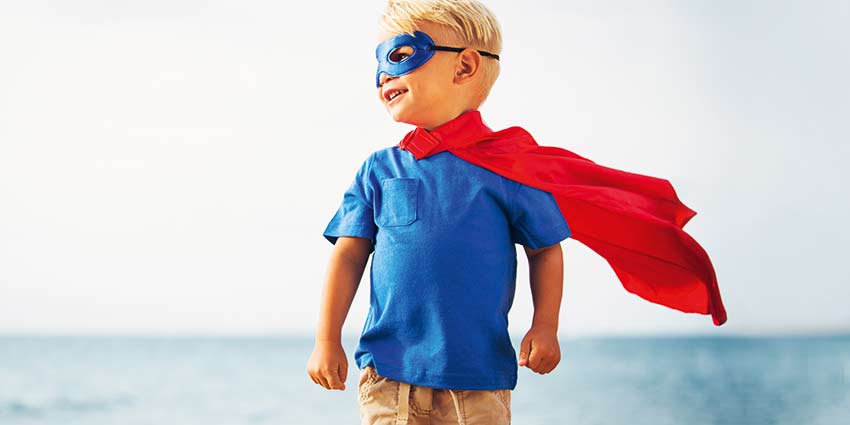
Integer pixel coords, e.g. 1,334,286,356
398,110,495,160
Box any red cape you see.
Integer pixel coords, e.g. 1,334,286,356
398,110,727,326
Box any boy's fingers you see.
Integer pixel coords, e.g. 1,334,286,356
528,346,542,370
310,372,324,387
328,368,345,390
339,362,348,385
518,336,532,366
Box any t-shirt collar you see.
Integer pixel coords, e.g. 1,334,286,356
398,110,494,160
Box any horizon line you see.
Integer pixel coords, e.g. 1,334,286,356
1,329,848,340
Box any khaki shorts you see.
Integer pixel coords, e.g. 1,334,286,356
357,365,511,425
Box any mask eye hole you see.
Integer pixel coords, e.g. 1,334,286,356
388,45,414,63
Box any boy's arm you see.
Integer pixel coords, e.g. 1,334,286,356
525,243,563,330
307,236,372,391
316,236,372,341
518,242,564,374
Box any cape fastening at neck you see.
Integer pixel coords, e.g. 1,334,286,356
399,110,728,326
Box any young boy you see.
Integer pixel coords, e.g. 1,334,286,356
308,0,726,423
308,1,562,423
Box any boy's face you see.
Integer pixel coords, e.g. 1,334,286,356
377,21,465,130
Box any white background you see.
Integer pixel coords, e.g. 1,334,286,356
1,0,848,337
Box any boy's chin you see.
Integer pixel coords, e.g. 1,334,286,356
388,110,426,128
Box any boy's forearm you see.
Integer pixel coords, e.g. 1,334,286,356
316,237,372,342
526,243,564,330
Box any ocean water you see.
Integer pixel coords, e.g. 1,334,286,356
1,335,848,425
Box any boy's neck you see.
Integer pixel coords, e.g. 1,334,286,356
422,108,478,132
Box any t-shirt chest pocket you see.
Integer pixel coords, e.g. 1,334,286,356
376,177,419,227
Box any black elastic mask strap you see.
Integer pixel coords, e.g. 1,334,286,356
428,45,500,60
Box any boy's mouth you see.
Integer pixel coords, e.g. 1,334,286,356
384,88,408,103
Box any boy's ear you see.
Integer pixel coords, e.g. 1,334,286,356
453,48,481,84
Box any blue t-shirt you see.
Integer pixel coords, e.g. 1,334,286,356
323,146,571,390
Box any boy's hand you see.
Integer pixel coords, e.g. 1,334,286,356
518,324,561,374
307,339,348,390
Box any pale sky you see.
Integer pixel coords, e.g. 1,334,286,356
1,0,848,337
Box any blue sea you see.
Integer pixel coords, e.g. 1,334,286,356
1,334,848,424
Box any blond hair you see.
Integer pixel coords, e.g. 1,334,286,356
380,0,503,107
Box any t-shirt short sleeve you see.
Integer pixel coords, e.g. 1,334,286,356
508,182,571,249
323,154,378,245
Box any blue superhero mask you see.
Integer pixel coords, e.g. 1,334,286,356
375,31,500,87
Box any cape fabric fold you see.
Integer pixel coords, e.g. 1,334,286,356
398,110,727,326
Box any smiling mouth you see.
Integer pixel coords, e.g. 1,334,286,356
385,89,408,103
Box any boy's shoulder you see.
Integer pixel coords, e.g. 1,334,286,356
347,146,407,181
357,145,407,170
361,144,529,190
368,145,404,160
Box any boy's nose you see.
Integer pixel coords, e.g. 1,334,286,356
378,73,396,87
